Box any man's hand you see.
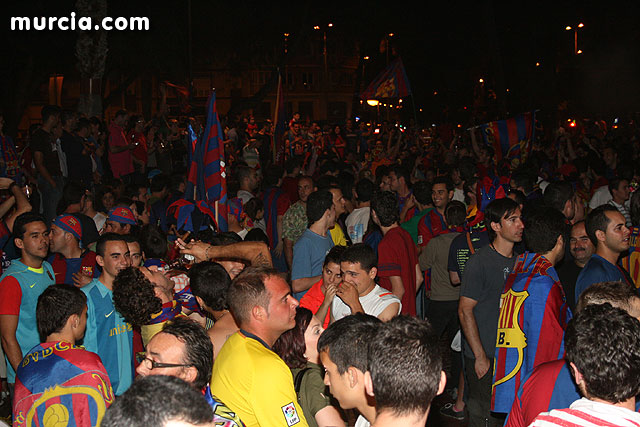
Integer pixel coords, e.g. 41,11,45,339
324,282,339,301
0,178,14,190
474,354,490,379
273,240,284,258
176,238,210,263
336,281,360,309
72,271,92,288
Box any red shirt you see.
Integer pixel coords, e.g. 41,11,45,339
0,276,21,315
377,226,418,316
299,278,331,328
281,176,299,204
108,123,133,178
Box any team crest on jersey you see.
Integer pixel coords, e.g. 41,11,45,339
494,288,529,387
281,402,300,426
82,266,93,275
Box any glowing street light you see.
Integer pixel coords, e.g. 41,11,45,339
367,99,379,106
535,62,540,67
479,78,484,83
313,25,320,30
566,23,585,54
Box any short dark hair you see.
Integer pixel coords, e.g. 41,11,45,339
317,313,381,374
368,316,442,416
576,281,639,313
355,179,375,203
264,165,283,187
324,245,345,267
585,205,619,246
160,317,213,390
432,176,454,193
96,232,127,257
187,261,231,311
413,181,432,205
371,191,399,227
484,198,519,242
36,284,87,340
273,307,313,369
565,304,640,403
341,243,377,272
150,174,169,193
41,105,62,123
139,225,168,259
543,181,574,213
608,176,628,194
114,109,128,119
524,209,568,254
510,170,536,194
227,266,279,326
445,201,467,228
112,267,161,326
235,165,254,184
306,190,333,226
13,212,47,240
101,375,213,427
243,197,264,222
390,165,411,186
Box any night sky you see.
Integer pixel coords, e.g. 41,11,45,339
2,1,640,128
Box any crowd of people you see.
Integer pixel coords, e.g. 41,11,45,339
0,103,638,427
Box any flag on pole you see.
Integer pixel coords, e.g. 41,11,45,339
184,124,200,200
164,81,191,113
201,91,228,232
360,58,412,100
272,72,287,165
480,112,536,167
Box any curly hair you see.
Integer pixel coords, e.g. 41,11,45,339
371,191,399,227
113,267,162,326
272,307,313,369
565,303,640,403
187,261,231,311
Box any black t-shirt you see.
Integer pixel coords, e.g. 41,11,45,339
448,229,490,278
30,128,61,177
556,260,582,313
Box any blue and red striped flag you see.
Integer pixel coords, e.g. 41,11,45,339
360,58,412,100
201,91,228,232
272,73,287,165
480,112,535,167
184,124,199,200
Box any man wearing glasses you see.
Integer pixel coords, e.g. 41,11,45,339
136,317,245,426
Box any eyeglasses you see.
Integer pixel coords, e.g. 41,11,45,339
137,354,192,370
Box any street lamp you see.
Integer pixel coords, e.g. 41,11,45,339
566,23,585,54
314,23,333,119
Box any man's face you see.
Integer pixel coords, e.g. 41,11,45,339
48,224,68,254
140,266,174,294
97,240,131,278
104,220,128,235
603,148,616,167
298,178,314,203
264,275,299,334
494,208,524,243
136,332,193,384
569,222,595,264
432,183,451,209
322,261,342,287
17,221,49,261
216,259,245,280
248,170,259,191
320,351,358,410
379,174,391,191
388,172,400,192
340,261,375,295
330,188,346,216
124,242,141,267
602,210,630,253
613,180,631,202
293,124,300,134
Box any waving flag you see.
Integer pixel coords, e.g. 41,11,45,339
273,73,287,164
480,112,535,168
360,58,412,100
183,91,228,232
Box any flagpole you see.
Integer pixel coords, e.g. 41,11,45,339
215,200,219,232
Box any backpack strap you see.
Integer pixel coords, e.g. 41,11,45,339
466,232,475,255
294,367,312,396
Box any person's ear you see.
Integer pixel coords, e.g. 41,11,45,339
184,366,198,385
364,371,374,397
252,305,266,321
69,313,80,330
96,255,105,268
595,229,606,243
14,237,24,250
437,370,447,396
347,366,359,388
369,267,377,281
569,362,584,386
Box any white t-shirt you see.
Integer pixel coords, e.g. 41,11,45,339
589,185,611,210
332,284,401,321
345,207,370,244
355,415,370,427
237,190,255,204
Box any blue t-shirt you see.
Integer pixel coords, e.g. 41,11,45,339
81,278,134,395
575,253,634,301
291,229,334,299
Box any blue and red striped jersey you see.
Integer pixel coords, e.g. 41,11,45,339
491,252,572,413
13,341,114,427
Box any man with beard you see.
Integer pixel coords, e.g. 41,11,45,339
556,221,595,312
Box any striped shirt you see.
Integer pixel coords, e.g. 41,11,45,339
530,398,640,427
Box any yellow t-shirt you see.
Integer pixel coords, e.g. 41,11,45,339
329,224,347,247
211,331,309,427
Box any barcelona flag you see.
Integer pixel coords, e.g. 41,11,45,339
360,58,412,100
480,112,535,168
184,91,228,232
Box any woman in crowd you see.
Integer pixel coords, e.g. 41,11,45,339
273,307,345,427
